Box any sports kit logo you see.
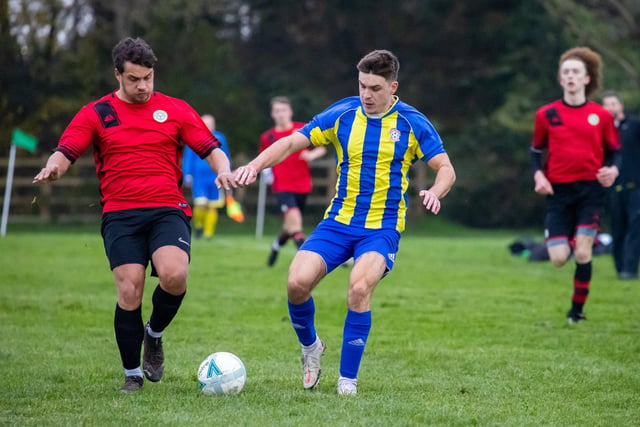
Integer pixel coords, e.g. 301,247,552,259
389,128,401,142
388,253,396,262
178,237,190,247
153,110,168,123
587,113,600,126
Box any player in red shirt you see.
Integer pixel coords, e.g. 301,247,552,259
531,47,620,324
33,38,234,392
259,97,326,266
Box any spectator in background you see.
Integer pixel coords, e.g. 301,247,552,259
183,114,232,239
602,91,640,280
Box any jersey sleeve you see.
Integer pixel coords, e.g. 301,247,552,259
298,99,351,147
406,111,446,162
178,101,220,158
55,105,98,163
532,108,549,150
601,111,620,150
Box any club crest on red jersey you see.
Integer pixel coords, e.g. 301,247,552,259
153,110,168,123
587,113,600,126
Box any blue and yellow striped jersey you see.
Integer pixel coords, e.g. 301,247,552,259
299,96,445,232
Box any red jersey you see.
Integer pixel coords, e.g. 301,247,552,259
259,123,311,193
55,92,219,215
532,99,620,183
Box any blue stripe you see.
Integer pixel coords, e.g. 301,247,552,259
327,111,355,219
382,120,410,229
350,120,381,227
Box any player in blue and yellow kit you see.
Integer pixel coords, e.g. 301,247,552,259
183,114,232,239
235,50,455,395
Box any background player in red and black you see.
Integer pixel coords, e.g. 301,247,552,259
33,37,235,392
259,96,326,266
530,47,620,324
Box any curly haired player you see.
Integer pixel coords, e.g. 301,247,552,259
530,47,620,324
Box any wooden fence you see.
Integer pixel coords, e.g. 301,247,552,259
1,153,431,223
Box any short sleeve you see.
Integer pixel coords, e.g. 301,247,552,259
601,111,620,150
179,101,220,158
532,108,549,150
298,98,356,147
55,105,98,163
404,111,446,162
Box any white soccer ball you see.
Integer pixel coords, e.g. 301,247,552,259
197,352,246,395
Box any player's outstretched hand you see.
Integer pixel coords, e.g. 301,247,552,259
215,172,237,190
32,166,60,183
420,190,441,215
234,165,258,187
596,166,619,188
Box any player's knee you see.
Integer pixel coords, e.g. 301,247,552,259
158,266,188,294
347,282,373,307
549,255,568,268
117,281,143,308
574,248,592,264
287,274,311,302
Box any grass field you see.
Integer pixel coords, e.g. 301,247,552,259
1,224,639,426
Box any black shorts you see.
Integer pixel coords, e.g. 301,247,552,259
101,207,191,273
545,180,605,246
275,192,307,214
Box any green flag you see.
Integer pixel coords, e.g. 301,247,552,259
12,128,38,153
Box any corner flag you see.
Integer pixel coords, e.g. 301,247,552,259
2,128,38,236
12,128,38,153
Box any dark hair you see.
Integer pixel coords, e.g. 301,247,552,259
559,47,602,98
270,96,291,107
112,37,158,73
356,50,399,81
601,90,623,104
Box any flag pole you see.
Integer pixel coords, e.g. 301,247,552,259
1,144,17,237
255,169,270,239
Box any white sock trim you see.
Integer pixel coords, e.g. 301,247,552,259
125,367,143,378
147,325,162,338
301,336,321,353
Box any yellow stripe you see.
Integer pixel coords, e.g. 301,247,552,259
334,111,367,224
324,127,344,219
364,112,399,228
395,132,419,231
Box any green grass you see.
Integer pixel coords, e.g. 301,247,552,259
1,228,638,426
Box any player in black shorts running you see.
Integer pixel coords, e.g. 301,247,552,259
531,47,620,324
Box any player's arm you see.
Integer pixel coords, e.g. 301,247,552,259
420,153,456,215
300,145,327,163
205,147,235,190
33,151,72,183
531,110,553,195
33,106,95,184
597,113,621,188
235,132,311,186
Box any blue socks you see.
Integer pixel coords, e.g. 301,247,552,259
290,300,373,380
288,297,317,346
340,310,372,379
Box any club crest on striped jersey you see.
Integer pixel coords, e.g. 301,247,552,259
389,128,401,142
587,113,599,126
153,110,168,123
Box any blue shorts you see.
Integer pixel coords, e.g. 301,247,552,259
192,178,221,202
300,218,401,274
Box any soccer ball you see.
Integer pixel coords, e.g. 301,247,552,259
197,352,246,395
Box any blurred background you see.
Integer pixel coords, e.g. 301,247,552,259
1,0,639,229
